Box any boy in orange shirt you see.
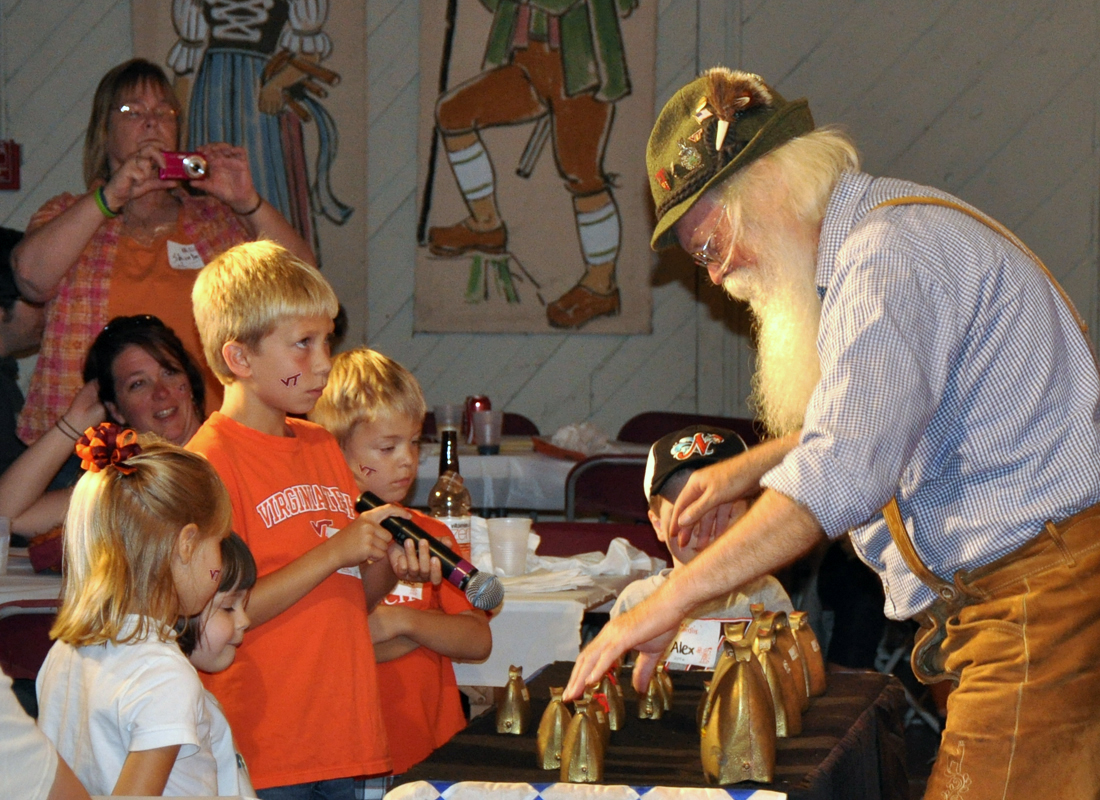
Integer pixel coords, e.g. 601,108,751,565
187,242,437,799
310,348,492,795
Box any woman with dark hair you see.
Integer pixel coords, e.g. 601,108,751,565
83,314,205,446
11,58,314,446
0,315,207,537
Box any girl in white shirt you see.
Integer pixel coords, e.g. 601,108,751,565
36,422,233,796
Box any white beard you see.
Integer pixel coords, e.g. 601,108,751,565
723,220,823,438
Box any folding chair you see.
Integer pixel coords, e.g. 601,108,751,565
564,454,649,523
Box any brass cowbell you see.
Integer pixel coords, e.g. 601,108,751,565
537,686,572,769
753,613,802,737
701,620,777,784
496,664,531,735
789,611,827,697
561,698,604,783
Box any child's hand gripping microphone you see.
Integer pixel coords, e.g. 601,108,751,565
355,491,505,611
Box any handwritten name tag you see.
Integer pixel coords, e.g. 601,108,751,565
664,616,751,671
167,241,205,270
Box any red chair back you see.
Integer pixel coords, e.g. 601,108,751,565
0,613,55,681
564,454,649,523
533,521,666,561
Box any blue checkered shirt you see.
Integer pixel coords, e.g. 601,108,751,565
762,171,1100,619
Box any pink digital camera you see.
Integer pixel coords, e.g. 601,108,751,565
159,152,207,181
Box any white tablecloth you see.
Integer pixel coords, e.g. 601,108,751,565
0,549,62,619
453,573,640,687
410,452,575,512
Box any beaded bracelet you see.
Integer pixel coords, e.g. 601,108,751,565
233,194,263,216
94,186,120,219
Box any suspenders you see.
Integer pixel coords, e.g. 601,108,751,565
870,196,1095,598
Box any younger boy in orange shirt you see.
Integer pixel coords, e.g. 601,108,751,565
188,242,435,799
311,348,492,792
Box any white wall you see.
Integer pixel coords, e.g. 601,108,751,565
3,0,1097,436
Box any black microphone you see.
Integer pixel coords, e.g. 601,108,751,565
355,491,504,611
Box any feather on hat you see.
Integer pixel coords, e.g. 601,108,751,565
646,68,814,250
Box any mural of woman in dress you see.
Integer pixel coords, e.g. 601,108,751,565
167,0,352,258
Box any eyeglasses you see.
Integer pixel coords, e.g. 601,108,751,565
689,222,727,270
115,103,179,124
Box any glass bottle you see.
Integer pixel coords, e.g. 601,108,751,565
428,430,472,559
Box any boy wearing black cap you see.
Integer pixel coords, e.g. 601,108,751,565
611,425,792,663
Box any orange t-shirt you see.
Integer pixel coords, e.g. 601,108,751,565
107,230,222,416
376,511,478,774
187,413,391,789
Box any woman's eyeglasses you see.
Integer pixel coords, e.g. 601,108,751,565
115,103,179,124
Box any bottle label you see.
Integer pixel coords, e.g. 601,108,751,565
438,515,472,560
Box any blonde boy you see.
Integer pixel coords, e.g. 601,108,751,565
612,425,793,668
188,241,427,798
311,348,491,781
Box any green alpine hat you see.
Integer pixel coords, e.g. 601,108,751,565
647,68,815,251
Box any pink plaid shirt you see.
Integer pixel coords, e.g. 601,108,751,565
17,191,249,444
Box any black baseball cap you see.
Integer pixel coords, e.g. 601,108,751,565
643,425,748,501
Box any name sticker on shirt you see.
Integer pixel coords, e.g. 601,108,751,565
167,241,205,270
322,524,361,578
664,617,751,671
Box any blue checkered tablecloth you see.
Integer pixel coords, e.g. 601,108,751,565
385,780,785,800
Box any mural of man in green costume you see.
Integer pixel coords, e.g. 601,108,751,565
428,0,636,330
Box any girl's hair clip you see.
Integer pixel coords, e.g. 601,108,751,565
76,422,142,475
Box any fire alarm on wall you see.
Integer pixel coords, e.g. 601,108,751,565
0,140,21,191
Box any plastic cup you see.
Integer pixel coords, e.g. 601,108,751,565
434,403,464,433
487,517,532,577
0,516,9,575
472,409,504,455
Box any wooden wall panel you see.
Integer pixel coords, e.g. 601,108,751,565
0,0,132,230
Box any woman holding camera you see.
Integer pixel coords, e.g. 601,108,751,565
11,58,313,444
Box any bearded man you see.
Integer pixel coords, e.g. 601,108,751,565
566,68,1100,799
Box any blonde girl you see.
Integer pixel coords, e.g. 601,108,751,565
36,423,233,797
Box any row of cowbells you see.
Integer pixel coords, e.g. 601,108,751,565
536,661,681,783
535,671,628,782
700,609,827,785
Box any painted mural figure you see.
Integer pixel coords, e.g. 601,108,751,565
167,0,351,256
428,0,636,329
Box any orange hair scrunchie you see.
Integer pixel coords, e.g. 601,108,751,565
75,422,142,475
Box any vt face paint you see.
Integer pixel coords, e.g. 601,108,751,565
281,372,302,387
